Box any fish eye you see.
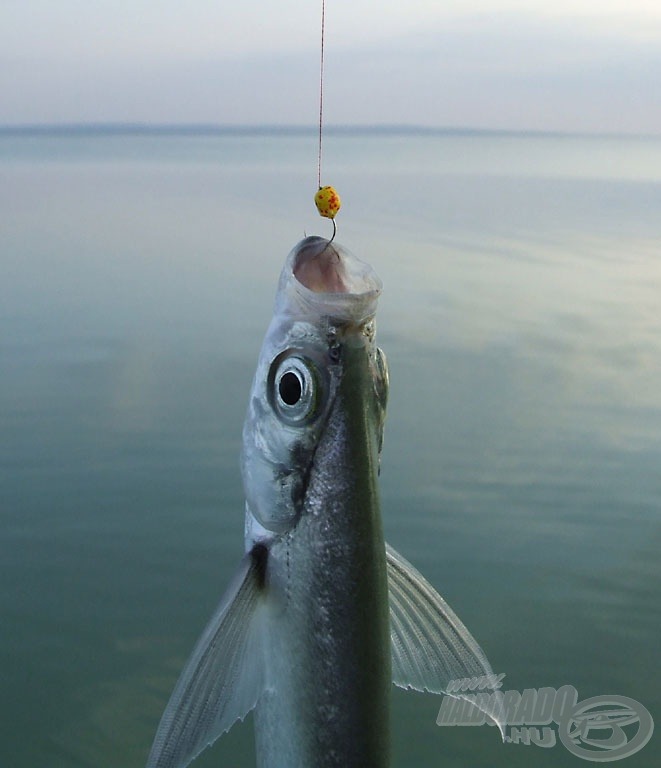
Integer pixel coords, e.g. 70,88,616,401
279,371,302,406
269,354,320,424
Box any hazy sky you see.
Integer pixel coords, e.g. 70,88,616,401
2,1,660,133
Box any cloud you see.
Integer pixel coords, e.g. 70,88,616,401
321,13,661,132
1,11,659,133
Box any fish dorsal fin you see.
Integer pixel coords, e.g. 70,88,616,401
146,546,268,768
386,543,505,737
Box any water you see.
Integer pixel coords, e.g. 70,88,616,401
1,128,660,767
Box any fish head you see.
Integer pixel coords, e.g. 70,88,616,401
241,236,389,539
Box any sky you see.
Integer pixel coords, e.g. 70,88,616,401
1,0,660,133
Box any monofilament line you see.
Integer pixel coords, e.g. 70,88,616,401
317,0,326,190
313,0,340,241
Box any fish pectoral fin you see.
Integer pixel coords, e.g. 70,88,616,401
146,545,268,768
386,543,505,737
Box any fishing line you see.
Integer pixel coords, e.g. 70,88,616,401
314,0,340,244
318,0,326,192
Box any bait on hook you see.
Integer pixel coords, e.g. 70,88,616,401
314,185,340,244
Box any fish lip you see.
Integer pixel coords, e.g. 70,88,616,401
277,237,382,327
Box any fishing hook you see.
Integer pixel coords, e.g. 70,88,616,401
328,217,337,246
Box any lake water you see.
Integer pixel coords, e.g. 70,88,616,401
1,128,660,767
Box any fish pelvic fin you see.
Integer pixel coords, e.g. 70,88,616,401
146,545,268,768
386,543,506,738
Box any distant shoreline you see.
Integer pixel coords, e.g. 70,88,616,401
0,123,658,140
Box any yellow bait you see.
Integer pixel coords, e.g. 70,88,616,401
314,186,341,219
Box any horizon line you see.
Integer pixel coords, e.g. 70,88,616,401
0,122,659,140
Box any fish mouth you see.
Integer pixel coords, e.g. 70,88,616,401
277,237,382,326
292,236,381,296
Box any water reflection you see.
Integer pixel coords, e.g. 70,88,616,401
1,131,660,767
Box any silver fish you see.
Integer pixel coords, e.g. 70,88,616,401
146,236,503,768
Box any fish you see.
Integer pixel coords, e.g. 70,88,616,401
146,236,504,768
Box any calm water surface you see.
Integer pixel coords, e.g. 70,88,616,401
1,129,660,767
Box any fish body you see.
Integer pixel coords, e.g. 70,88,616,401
244,236,390,766
146,237,503,768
